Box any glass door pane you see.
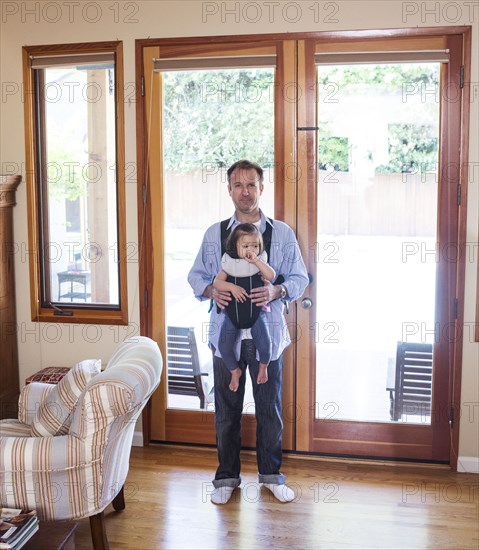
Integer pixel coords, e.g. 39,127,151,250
162,68,275,411
39,64,119,306
315,63,440,424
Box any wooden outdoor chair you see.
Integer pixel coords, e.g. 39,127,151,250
390,341,433,421
167,326,213,409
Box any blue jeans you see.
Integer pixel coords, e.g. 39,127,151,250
212,339,286,489
218,313,272,371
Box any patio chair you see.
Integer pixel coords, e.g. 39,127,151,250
57,252,91,302
390,341,433,421
167,326,213,409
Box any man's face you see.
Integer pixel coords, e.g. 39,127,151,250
228,168,264,216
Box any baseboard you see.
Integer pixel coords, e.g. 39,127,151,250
132,436,477,468
457,456,479,473
132,431,143,447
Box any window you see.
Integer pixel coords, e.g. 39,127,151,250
23,42,127,324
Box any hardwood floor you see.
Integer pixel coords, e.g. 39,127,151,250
74,445,478,549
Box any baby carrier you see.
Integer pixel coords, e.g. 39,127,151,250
219,218,283,329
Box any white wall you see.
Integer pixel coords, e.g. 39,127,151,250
1,0,477,467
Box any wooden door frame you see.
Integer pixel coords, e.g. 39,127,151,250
135,26,471,469
294,26,471,466
135,34,299,447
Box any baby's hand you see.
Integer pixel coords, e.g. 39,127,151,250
231,285,248,302
244,251,258,263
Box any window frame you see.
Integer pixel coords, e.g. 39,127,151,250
23,41,128,325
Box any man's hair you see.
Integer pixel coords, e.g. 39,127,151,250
225,223,264,259
227,160,264,187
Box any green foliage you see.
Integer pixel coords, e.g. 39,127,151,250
317,63,439,173
162,69,275,172
162,63,439,175
47,147,86,201
317,63,438,88
376,124,438,173
318,133,349,171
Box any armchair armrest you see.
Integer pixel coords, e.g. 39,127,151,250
0,433,99,520
18,383,55,426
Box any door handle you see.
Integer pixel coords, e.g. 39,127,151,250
301,297,313,309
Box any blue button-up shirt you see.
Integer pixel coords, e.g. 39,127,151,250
188,210,309,361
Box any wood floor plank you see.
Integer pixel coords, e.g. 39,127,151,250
72,445,479,549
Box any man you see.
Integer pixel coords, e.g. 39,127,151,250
188,160,309,504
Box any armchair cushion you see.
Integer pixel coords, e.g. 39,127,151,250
30,359,101,437
0,419,32,438
18,383,55,426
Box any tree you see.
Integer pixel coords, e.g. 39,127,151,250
318,131,349,171
47,146,86,201
162,69,275,172
162,63,440,175
375,124,438,173
317,63,440,174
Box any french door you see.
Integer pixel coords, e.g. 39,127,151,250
137,28,469,462
295,34,466,461
138,39,298,449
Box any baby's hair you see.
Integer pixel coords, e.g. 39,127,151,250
225,223,264,259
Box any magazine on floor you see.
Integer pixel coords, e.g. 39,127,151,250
0,509,39,549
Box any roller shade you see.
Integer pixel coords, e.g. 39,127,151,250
153,54,277,72
315,50,450,65
30,52,115,69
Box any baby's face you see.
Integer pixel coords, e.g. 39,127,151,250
237,235,260,258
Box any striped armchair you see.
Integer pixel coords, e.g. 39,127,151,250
0,336,162,550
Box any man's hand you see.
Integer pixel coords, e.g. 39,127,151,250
204,284,231,310
250,280,281,308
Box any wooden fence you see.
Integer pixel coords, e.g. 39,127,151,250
164,169,438,237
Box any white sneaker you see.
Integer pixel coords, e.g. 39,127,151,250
263,483,295,502
211,486,235,505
